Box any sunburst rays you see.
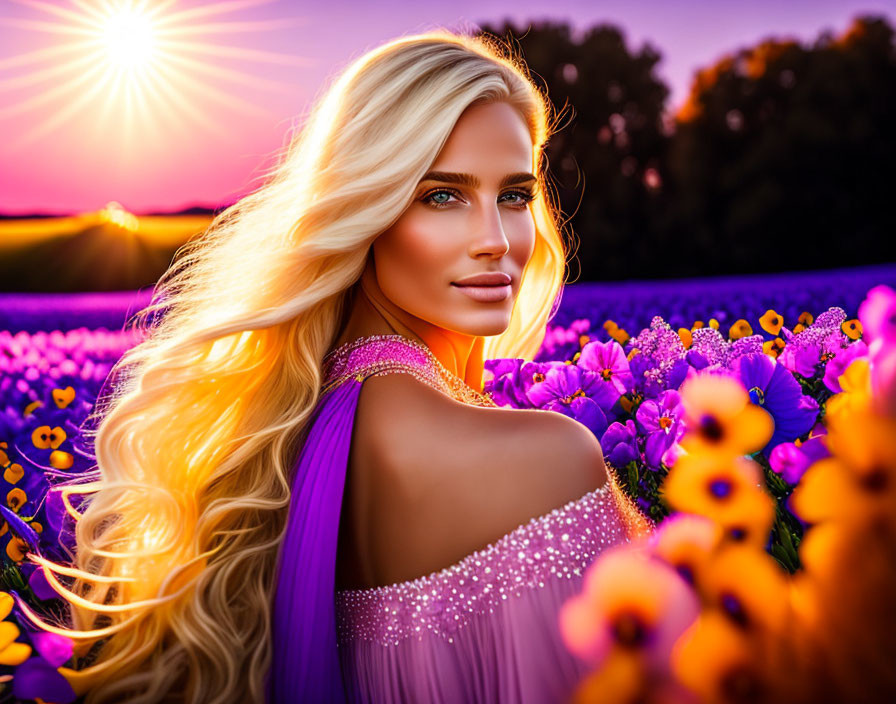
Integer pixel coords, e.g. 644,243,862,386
0,0,314,150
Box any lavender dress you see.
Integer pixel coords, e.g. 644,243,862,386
267,335,652,704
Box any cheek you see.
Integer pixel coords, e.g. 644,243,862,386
510,216,537,268
373,218,456,293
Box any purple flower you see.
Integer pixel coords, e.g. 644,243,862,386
736,353,820,454
635,390,684,469
823,340,869,393
600,420,639,467
483,358,527,408
577,339,633,395
858,285,896,414
858,284,896,346
779,307,849,378
12,655,76,703
769,436,830,484
527,365,613,436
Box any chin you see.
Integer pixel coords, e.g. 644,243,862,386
442,309,513,337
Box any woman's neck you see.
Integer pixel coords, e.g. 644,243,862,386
333,263,485,390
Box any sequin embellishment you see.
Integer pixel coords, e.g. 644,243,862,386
335,481,630,647
321,334,497,408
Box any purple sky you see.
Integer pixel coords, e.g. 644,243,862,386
0,0,892,215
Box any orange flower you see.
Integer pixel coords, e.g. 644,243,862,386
763,338,785,358
792,410,896,526
824,358,872,421
603,319,619,332
609,327,630,345
701,544,789,635
678,373,774,456
692,320,704,329
672,611,766,704
792,323,806,334
841,319,863,340
662,454,775,547
650,514,722,588
759,310,784,335
678,328,693,349
728,319,753,341
798,311,814,326
560,546,699,670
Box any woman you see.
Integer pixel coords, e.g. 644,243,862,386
23,29,650,704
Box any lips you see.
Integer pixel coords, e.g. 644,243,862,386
451,272,512,287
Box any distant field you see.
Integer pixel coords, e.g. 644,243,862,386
0,263,893,338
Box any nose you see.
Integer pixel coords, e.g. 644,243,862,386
468,203,510,258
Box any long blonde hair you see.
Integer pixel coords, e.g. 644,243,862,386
21,28,570,703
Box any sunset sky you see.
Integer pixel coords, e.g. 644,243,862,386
0,0,892,216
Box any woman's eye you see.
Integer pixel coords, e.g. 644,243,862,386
501,190,536,207
422,188,536,209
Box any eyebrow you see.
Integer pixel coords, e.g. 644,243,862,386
418,171,537,188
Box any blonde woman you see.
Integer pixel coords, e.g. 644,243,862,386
22,29,651,704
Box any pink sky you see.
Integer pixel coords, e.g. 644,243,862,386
0,0,892,215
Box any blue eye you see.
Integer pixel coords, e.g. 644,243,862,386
421,188,536,209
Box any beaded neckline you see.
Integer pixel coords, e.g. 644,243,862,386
321,333,497,408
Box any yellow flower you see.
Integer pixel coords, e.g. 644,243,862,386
0,592,13,620
49,450,74,470
662,454,775,547
728,319,753,340
678,328,693,348
759,310,784,335
841,319,863,340
709,318,720,330
798,311,814,326
763,338,785,359
678,373,774,456
0,616,31,667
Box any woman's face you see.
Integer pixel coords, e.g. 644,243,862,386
371,100,537,337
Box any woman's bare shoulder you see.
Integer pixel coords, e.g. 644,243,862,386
352,371,609,586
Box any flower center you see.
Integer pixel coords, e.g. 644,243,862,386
709,478,733,499
748,386,765,406
659,416,673,431
699,414,725,441
611,611,648,649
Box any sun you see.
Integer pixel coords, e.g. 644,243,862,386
0,0,313,150
102,6,158,71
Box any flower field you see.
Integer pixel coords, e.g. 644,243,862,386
0,263,894,703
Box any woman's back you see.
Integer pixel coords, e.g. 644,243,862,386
269,333,654,703
336,367,610,590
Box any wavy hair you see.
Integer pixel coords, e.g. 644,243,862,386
19,27,571,703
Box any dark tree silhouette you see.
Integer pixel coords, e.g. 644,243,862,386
666,15,896,276
477,21,671,282
478,15,896,282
